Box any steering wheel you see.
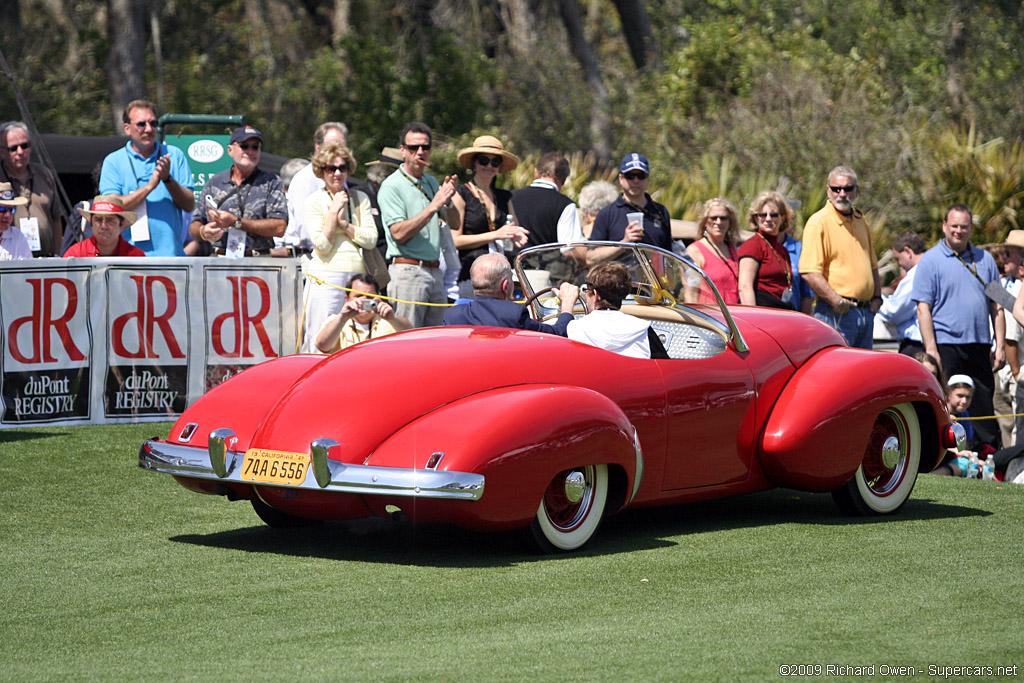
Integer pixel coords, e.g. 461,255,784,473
522,286,589,318
522,286,557,308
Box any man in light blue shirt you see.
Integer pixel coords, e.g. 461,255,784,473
877,231,925,356
914,204,1005,448
99,99,194,256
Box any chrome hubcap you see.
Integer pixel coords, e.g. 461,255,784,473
564,471,586,503
881,435,901,469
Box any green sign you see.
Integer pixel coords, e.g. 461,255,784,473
164,133,233,200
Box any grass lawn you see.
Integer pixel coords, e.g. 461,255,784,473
2,423,1022,681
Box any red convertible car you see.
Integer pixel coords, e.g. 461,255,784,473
140,243,964,552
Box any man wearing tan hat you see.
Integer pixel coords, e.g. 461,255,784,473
999,230,1024,445
0,181,32,260
63,196,144,258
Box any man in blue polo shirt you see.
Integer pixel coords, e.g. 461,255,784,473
914,203,1005,449
589,153,672,251
99,99,195,256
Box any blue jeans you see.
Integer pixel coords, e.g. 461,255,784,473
813,300,874,349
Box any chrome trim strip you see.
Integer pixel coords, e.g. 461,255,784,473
629,425,644,504
139,439,485,501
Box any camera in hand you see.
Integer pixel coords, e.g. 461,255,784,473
361,299,378,312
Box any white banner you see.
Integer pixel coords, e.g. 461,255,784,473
0,258,302,428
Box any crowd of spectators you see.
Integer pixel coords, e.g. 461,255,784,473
7,110,1024,468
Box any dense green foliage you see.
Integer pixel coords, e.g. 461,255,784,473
2,422,1023,679
2,0,1023,246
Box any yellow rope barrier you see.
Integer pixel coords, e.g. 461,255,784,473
953,413,1024,421
304,273,455,307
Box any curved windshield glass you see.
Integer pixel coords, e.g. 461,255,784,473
515,242,724,319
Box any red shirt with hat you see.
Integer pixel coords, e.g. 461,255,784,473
63,235,145,258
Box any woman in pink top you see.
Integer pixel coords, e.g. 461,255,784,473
685,197,740,304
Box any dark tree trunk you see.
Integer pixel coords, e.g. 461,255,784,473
107,0,147,132
557,0,611,162
611,0,660,70
946,0,966,123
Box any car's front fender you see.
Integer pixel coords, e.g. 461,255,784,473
363,384,642,530
759,348,947,491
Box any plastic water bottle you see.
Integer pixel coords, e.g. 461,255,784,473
967,452,981,479
982,454,995,481
500,214,515,254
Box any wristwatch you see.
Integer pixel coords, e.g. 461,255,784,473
233,219,242,230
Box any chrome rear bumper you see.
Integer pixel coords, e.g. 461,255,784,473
139,437,485,501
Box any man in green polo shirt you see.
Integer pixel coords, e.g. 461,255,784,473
378,122,458,327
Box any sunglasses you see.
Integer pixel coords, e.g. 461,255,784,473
708,215,730,223
0,206,15,214
5,142,31,152
404,144,432,152
476,156,503,168
829,184,856,194
237,142,262,152
325,163,349,174
132,120,158,130
756,212,781,220
623,172,648,181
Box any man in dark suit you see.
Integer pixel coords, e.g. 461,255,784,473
444,253,579,335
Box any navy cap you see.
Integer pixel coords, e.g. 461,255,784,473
229,125,263,145
620,153,649,175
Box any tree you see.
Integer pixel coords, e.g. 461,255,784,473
107,0,147,131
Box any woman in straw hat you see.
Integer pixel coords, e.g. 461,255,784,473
0,181,32,260
63,195,144,257
451,135,529,299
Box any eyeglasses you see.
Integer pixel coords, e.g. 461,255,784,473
132,120,158,130
404,144,432,152
237,143,261,152
623,172,648,181
476,156,503,168
5,142,31,152
829,184,856,194
325,163,349,174
0,206,14,214
756,212,781,220
709,215,730,223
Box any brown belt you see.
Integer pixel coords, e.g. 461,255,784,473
393,256,439,268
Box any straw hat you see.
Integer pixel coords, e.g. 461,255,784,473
1005,230,1024,249
0,182,28,207
456,135,519,173
79,195,137,226
366,147,402,168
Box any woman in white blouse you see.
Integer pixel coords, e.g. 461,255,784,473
303,141,377,351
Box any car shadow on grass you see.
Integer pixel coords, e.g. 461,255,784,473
168,487,986,566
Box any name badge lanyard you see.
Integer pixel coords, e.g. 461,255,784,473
703,237,739,279
756,232,793,290
952,242,986,287
399,167,437,206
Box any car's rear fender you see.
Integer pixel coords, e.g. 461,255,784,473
166,354,325,449
362,384,641,530
759,347,947,491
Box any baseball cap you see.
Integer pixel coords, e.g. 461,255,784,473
620,153,649,175
229,125,263,145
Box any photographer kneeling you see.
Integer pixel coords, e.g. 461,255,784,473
314,273,412,353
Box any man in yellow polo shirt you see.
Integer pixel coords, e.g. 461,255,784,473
799,166,881,349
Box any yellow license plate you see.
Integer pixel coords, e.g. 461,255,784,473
241,448,309,486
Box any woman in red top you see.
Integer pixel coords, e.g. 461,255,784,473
63,195,145,258
737,190,794,309
685,197,740,304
